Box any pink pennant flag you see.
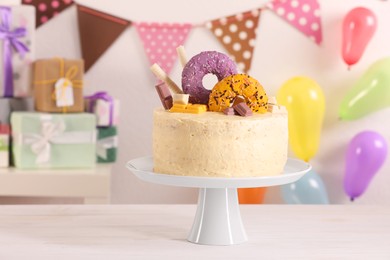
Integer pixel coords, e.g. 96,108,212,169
135,22,192,74
267,0,322,44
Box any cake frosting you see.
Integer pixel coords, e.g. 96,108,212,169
153,108,288,177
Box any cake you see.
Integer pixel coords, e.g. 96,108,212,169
151,49,288,178
153,108,287,177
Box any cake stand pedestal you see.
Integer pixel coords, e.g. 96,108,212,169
126,157,311,246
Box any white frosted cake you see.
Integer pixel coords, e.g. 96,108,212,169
151,50,288,178
153,108,288,177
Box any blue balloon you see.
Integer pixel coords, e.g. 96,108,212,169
282,169,329,204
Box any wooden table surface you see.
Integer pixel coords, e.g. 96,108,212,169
0,205,389,259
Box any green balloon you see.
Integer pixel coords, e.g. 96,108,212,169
339,57,390,120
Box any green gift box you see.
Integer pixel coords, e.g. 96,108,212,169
97,126,117,163
11,112,96,169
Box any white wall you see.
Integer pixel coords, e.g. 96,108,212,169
34,0,390,204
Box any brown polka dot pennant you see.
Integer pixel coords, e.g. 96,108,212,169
206,9,262,73
22,0,74,28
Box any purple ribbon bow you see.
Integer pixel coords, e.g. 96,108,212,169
0,7,30,97
85,91,114,126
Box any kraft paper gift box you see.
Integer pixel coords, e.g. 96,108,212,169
0,6,35,97
0,124,10,167
11,112,96,169
97,126,117,163
33,58,84,113
85,92,120,127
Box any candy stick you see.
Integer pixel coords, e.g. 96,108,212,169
176,45,188,68
150,63,183,94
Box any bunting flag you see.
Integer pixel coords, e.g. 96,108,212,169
22,0,74,27
206,10,261,73
77,5,131,72
135,22,192,75
267,0,322,44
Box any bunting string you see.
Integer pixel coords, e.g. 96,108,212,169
21,0,323,73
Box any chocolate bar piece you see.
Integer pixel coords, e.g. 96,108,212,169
223,107,236,116
155,83,173,109
163,97,173,110
233,102,253,117
233,96,246,107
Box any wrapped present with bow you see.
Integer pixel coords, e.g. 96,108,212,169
97,126,117,163
11,112,96,169
34,58,84,113
85,91,120,127
0,6,35,97
0,124,10,167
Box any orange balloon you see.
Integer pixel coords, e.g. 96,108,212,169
238,188,267,204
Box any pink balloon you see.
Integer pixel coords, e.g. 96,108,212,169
342,7,377,67
344,131,387,201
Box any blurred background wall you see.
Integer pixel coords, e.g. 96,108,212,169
4,0,390,204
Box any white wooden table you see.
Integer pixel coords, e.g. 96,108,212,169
0,165,111,204
0,205,388,259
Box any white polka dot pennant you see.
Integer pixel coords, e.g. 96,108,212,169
206,10,262,73
267,0,322,44
135,22,192,74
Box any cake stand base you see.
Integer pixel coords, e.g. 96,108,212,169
126,156,311,246
188,188,246,245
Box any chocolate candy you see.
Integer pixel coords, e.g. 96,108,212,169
232,96,246,107
233,102,253,117
155,83,173,110
223,107,236,116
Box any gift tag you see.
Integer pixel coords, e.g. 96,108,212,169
55,78,74,107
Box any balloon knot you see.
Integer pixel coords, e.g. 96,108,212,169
350,197,355,202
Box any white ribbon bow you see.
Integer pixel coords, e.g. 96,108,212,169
18,119,95,164
26,121,65,164
96,136,118,160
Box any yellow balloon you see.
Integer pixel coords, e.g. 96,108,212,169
277,77,325,162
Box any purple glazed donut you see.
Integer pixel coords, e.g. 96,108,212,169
181,51,237,104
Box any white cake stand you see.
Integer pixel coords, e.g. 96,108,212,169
126,157,311,246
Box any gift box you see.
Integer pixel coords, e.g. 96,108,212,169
0,6,35,97
85,92,119,127
0,124,10,167
11,112,96,169
33,58,84,113
97,126,117,163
